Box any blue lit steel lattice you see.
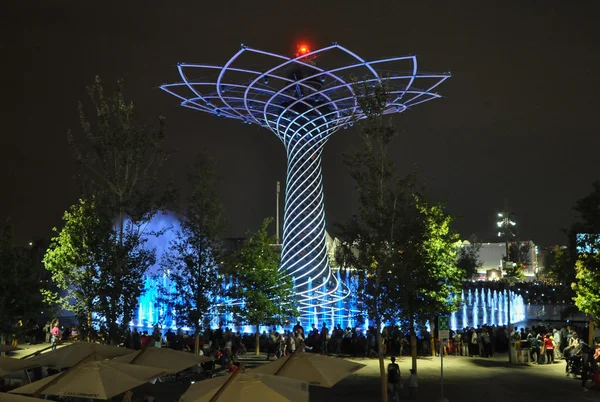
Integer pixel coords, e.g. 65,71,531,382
161,44,450,326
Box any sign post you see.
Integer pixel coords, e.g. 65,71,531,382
437,316,450,402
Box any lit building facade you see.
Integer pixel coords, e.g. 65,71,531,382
460,241,539,281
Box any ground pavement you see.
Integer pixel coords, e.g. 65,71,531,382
309,353,597,402
3,344,598,402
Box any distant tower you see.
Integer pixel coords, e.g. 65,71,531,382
161,43,450,325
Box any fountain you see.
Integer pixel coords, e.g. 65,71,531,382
449,287,526,330
129,214,528,333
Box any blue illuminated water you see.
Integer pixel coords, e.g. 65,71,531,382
450,288,526,330
132,214,526,333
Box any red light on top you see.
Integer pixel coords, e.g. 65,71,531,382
296,44,311,58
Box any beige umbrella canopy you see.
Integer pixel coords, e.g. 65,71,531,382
251,352,365,387
180,372,308,402
0,357,39,377
113,347,212,374
0,392,45,402
27,342,134,369
9,360,167,400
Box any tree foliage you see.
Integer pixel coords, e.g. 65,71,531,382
44,76,171,343
94,221,157,343
69,76,171,221
158,153,226,334
571,181,600,321
43,198,157,342
337,81,463,384
225,218,296,353
502,241,531,283
409,200,462,319
457,235,483,280
43,198,107,331
0,221,46,340
542,245,575,285
573,249,600,322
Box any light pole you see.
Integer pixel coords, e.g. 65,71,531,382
497,204,516,363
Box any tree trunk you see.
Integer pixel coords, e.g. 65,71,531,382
255,324,260,356
87,310,93,342
195,334,200,355
375,315,388,402
589,320,595,346
429,318,436,357
410,324,417,373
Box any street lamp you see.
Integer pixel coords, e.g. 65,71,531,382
496,205,518,364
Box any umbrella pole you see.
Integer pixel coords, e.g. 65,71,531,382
208,363,245,402
273,347,299,376
34,351,97,397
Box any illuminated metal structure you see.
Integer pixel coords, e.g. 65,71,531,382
161,43,450,325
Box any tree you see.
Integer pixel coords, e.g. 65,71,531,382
69,76,171,223
336,81,414,402
43,198,109,338
337,81,464,401
94,221,157,344
158,153,226,351
0,221,46,343
49,76,172,343
542,245,575,285
573,181,600,231
457,235,483,280
573,248,600,322
571,181,600,329
410,199,463,357
225,218,297,355
504,241,531,282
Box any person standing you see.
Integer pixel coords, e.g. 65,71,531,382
43,321,51,343
553,329,562,359
320,323,329,355
50,320,60,351
470,329,478,356
544,334,555,364
387,356,402,401
453,332,462,356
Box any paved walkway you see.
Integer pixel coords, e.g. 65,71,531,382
310,353,597,402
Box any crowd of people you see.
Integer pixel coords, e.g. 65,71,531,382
10,316,600,394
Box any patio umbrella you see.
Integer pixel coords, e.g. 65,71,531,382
0,393,45,402
251,351,365,387
9,360,167,400
179,371,308,402
0,357,38,377
26,342,134,369
0,345,20,354
113,348,212,373
0,392,43,402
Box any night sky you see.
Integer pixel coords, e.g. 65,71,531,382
3,1,599,246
